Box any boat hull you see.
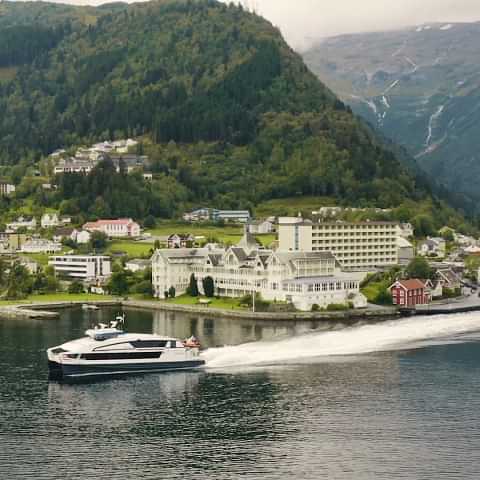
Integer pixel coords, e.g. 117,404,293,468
48,359,205,379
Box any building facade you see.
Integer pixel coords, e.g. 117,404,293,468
0,183,15,196
151,235,366,311
278,217,399,271
49,255,111,281
83,218,140,238
390,279,432,307
20,238,62,254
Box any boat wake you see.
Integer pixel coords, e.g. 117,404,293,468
202,313,480,369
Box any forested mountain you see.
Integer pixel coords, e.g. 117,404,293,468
303,22,480,203
0,0,473,229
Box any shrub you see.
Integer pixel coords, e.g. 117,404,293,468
326,303,349,311
168,286,176,298
311,304,320,312
68,281,84,294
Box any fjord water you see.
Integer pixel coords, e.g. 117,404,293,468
1,308,480,479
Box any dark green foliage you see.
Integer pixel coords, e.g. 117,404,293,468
187,273,199,297
89,230,108,251
5,262,32,299
311,304,320,312
373,289,393,306
68,281,84,294
406,257,435,280
108,270,129,296
0,0,473,226
168,286,176,299
202,276,215,298
326,303,349,311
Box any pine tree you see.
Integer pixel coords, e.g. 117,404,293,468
187,273,199,297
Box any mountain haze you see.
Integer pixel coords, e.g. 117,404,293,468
303,22,480,203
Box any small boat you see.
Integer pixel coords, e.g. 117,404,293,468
82,304,99,311
47,315,205,379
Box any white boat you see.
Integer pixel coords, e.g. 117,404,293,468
82,304,99,311
47,315,205,379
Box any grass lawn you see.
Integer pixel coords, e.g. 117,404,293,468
107,241,154,258
147,223,276,247
161,295,249,311
0,293,116,306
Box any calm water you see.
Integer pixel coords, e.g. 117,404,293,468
1,307,480,479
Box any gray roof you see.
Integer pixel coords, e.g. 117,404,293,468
237,232,261,250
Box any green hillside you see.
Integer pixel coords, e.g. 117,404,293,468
0,1,473,230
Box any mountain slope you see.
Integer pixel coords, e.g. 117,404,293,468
0,0,470,228
303,22,480,202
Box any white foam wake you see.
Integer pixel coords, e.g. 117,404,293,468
202,313,480,368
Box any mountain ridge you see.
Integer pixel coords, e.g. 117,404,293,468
0,0,472,230
303,21,480,203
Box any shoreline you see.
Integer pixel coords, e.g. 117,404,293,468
1,296,479,321
0,297,398,321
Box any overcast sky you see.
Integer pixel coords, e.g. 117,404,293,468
24,0,480,49
236,0,480,49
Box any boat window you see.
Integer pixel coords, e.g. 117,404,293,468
94,342,133,351
130,340,168,348
80,352,162,360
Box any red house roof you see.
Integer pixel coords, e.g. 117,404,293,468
392,279,427,291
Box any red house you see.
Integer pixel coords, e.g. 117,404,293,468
389,279,432,307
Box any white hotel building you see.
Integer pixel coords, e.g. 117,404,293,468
278,217,399,271
49,255,111,281
151,234,366,311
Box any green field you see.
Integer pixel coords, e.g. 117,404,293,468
0,293,115,306
162,294,249,311
147,223,275,248
107,241,154,258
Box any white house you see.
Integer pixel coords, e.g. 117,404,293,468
246,218,275,234
53,228,78,243
0,183,15,196
417,237,446,258
20,238,62,254
76,230,92,244
151,233,366,311
6,216,37,232
83,218,141,238
41,213,60,229
125,259,151,272
397,223,414,239
48,255,111,280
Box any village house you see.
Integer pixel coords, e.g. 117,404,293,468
41,213,60,229
398,237,415,265
389,279,433,307
183,208,251,223
0,182,15,196
167,234,195,249
417,237,446,258
83,218,140,238
49,255,111,281
6,216,37,232
246,218,276,234
53,227,78,243
435,268,462,291
151,233,367,311
125,259,151,272
0,233,30,252
397,223,414,239
20,238,62,254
